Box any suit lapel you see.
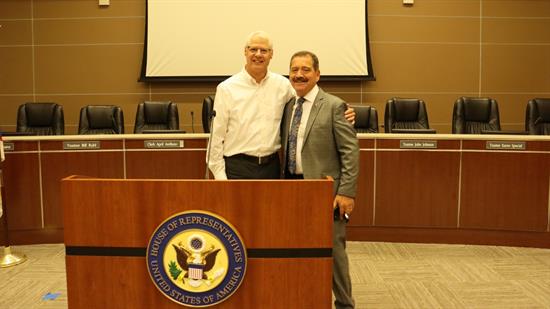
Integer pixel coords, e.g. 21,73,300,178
302,89,325,145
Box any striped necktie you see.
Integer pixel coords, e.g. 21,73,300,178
287,97,306,174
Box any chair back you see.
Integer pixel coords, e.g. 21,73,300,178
352,105,378,133
526,98,550,135
452,97,500,134
78,105,124,134
384,98,430,133
134,101,179,133
201,95,215,133
17,102,64,135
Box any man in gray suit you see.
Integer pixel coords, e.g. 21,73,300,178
281,51,359,309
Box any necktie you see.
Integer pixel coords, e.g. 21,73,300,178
287,97,305,174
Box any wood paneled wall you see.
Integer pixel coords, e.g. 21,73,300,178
1,0,549,134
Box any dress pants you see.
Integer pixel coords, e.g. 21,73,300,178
333,218,355,309
224,154,280,179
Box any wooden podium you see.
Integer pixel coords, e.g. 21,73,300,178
62,177,334,308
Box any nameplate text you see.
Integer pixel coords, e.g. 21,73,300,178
3,142,14,151
63,141,101,150
486,141,526,150
400,140,437,149
144,140,184,149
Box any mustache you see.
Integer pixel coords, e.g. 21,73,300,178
292,77,308,82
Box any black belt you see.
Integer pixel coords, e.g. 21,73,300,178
227,153,278,165
286,173,304,179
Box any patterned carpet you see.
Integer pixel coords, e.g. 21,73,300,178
1,242,550,308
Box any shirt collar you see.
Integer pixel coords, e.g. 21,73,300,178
242,68,270,85
297,85,319,104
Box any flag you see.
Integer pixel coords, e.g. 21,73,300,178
0,135,3,218
0,135,4,162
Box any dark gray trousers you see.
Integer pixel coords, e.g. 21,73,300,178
333,218,355,309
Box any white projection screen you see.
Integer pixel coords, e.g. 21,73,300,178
140,0,374,82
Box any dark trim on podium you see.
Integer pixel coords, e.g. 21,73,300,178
65,246,332,258
66,246,146,257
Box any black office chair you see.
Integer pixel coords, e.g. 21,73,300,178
351,105,378,133
384,98,434,133
78,105,124,134
452,97,500,134
525,98,550,135
16,102,64,135
133,101,179,133
202,95,215,133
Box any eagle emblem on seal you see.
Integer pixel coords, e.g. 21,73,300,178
169,234,223,287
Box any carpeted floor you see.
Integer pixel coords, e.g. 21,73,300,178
1,242,550,308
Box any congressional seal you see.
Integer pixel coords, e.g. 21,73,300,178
146,211,247,307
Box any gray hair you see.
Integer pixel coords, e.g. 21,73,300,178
245,31,273,49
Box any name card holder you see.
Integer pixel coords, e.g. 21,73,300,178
2,143,15,151
63,141,101,150
486,141,526,150
400,140,438,149
144,140,185,149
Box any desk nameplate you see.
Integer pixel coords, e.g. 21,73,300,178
3,142,14,151
144,140,184,149
63,141,101,150
486,141,526,150
400,140,437,149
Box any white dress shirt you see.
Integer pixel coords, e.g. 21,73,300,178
208,69,295,179
288,85,319,174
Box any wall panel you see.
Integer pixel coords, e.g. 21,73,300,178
0,0,31,19
483,19,550,44
481,45,550,93
364,43,480,93
0,47,34,94
369,16,479,43
34,45,146,93
483,0,550,17
0,20,32,45
33,0,144,18
34,18,143,45
369,0,480,16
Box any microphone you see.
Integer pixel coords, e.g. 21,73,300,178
190,111,195,133
204,110,217,179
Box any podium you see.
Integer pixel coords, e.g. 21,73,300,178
62,177,334,308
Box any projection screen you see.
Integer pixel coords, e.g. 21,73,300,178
140,0,374,82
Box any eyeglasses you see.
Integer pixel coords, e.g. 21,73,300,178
247,46,271,55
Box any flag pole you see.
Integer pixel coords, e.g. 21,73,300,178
0,136,27,268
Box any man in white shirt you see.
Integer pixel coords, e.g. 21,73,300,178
208,31,295,179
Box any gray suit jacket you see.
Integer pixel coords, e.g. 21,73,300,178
281,88,359,197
